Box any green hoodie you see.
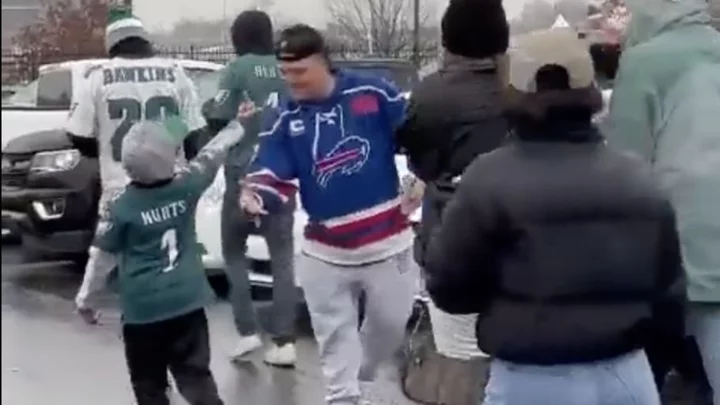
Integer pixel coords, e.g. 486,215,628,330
607,0,719,158
606,0,720,303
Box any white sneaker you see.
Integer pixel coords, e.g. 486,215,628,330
263,342,296,367
230,334,263,361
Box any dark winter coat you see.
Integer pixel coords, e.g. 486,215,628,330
424,114,686,365
396,53,508,183
397,54,509,266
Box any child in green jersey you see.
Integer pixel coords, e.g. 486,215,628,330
76,119,244,405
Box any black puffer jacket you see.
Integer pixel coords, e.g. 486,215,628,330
398,54,508,266
396,54,508,183
424,120,686,365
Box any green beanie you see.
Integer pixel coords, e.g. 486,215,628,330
106,6,149,52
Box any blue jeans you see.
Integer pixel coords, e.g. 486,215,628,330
483,350,660,405
221,163,297,344
689,305,720,405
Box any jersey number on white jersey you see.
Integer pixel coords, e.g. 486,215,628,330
108,96,180,161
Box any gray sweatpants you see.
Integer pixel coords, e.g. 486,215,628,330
297,250,417,405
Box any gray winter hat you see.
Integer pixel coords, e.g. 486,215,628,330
121,121,179,184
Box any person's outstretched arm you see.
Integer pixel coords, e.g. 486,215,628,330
74,203,124,313
242,107,298,213
180,120,245,195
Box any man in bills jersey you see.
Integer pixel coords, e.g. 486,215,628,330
67,8,205,310
241,25,418,405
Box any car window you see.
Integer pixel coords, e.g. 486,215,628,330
5,80,38,105
36,69,72,108
184,68,221,102
2,87,16,102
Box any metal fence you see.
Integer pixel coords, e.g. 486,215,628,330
2,45,439,85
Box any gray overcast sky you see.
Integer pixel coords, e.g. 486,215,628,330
134,0,531,32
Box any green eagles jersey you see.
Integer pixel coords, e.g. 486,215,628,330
94,123,244,324
204,54,285,166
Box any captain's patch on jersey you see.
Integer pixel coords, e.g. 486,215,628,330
289,119,305,136
213,89,230,105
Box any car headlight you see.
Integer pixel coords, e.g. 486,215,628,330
1,155,10,173
30,149,80,173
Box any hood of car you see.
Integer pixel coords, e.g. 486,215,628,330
3,129,72,154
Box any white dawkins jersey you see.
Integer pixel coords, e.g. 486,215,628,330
65,57,205,190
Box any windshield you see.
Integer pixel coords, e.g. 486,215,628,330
36,69,73,108
184,68,221,101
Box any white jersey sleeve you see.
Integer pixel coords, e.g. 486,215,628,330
65,68,101,138
174,65,206,132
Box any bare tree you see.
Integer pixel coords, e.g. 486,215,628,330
7,0,108,82
13,0,108,56
326,0,431,57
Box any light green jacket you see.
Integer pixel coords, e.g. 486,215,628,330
606,0,720,303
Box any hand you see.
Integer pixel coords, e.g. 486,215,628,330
77,306,100,325
236,101,259,119
239,188,268,216
400,175,425,215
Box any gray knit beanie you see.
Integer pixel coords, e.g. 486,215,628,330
121,121,180,184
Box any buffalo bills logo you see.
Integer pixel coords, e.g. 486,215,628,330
314,136,371,188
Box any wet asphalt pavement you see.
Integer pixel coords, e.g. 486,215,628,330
1,242,419,405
